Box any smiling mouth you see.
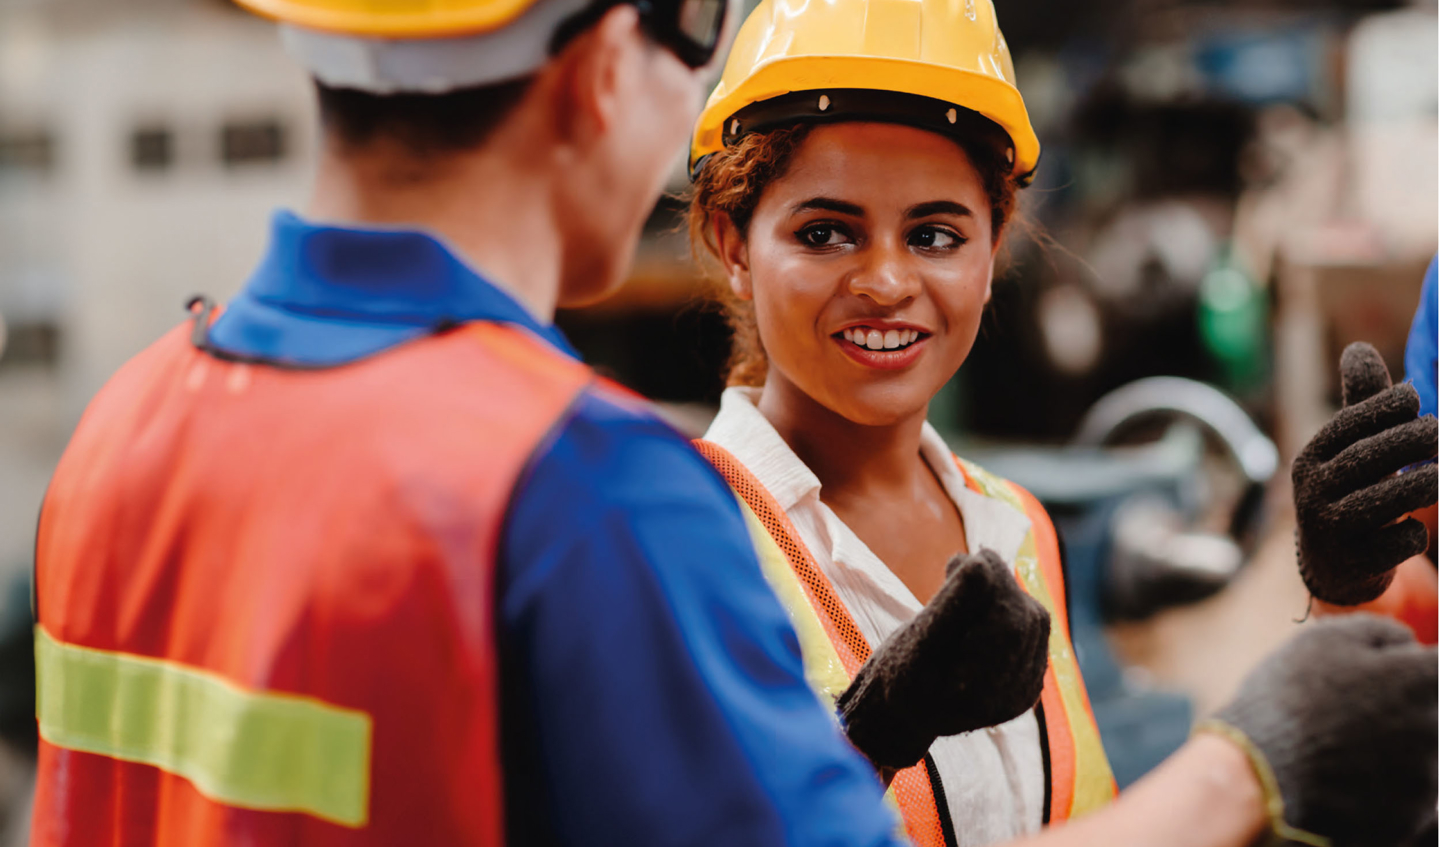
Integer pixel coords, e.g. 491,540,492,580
837,326,929,352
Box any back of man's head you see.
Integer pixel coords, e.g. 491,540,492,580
314,80,532,159
278,0,594,157
234,0,731,309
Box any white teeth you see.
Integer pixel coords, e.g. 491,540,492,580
842,327,924,351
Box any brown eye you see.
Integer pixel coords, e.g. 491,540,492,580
910,226,963,250
796,224,852,248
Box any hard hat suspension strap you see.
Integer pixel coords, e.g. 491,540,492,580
720,88,1015,170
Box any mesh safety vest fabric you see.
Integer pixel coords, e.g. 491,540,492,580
693,440,1116,845
32,317,592,845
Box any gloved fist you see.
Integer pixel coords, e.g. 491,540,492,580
836,548,1050,771
1293,342,1438,606
1199,615,1437,847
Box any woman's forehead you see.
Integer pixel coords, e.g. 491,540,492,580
767,122,987,211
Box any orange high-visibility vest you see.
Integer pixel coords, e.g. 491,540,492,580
695,440,1116,846
32,316,594,846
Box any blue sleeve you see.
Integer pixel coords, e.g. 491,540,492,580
1405,256,1438,419
497,390,902,847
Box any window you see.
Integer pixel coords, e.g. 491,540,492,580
0,130,55,176
130,126,174,171
220,119,286,167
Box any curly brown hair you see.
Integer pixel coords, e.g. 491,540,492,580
688,121,1022,388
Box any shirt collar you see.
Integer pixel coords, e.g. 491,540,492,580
704,386,1032,566
206,210,579,367
705,387,822,512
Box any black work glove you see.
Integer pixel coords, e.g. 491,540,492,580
1198,615,1437,847
836,548,1051,771
1293,342,1438,606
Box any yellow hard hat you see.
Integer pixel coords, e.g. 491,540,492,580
690,0,1040,185
233,0,539,38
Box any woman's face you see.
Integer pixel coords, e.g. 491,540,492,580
719,122,1000,427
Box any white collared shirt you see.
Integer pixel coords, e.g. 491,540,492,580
704,387,1046,845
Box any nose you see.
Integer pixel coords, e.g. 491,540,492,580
846,240,920,307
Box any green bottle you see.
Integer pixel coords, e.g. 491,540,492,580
1198,246,1268,392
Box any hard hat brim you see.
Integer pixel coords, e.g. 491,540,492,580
691,55,1040,183
235,0,538,38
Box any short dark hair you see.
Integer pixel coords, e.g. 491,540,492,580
315,78,534,156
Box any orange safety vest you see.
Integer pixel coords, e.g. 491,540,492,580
694,440,1116,846
32,316,594,845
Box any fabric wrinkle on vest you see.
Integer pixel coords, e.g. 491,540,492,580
32,316,593,846
693,439,1117,847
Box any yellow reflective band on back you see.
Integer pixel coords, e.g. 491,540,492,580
35,625,372,828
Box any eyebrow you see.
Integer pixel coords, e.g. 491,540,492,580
906,201,974,220
791,197,866,217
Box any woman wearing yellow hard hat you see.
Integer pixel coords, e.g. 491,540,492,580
686,0,1439,845
690,6,1109,840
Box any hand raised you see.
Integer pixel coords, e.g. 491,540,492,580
837,548,1051,770
1293,342,1438,605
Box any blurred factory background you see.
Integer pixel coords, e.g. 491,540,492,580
0,0,1434,839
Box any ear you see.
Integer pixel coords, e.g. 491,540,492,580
549,5,644,144
713,213,753,301
984,230,1003,304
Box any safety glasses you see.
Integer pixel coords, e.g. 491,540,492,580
551,0,732,69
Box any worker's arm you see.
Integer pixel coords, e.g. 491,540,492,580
1022,615,1437,847
496,388,903,847
1403,256,1437,420
1010,735,1266,847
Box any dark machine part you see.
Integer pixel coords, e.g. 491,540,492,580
556,304,733,405
0,576,34,757
1104,492,1242,620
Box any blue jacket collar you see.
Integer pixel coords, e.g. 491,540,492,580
206,210,579,367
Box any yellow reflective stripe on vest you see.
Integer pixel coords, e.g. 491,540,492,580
736,498,851,703
734,498,908,835
1012,529,1113,814
954,459,1115,815
35,625,372,827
